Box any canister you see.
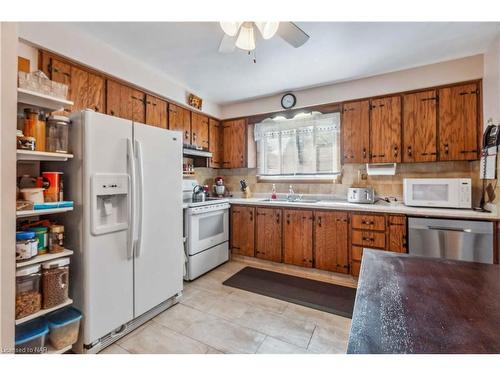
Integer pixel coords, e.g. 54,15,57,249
16,231,38,261
42,172,63,202
31,227,48,255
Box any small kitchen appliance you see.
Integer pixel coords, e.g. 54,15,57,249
213,176,226,197
403,178,471,209
347,187,375,204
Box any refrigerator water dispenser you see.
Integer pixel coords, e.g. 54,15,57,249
91,173,129,235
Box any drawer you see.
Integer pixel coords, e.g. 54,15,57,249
351,214,386,231
351,261,361,277
351,230,386,249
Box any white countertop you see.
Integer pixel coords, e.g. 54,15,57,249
225,196,499,220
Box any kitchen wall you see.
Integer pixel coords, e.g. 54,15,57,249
17,23,221,118
483,35,500,123
221,55,484,119
195,161,482,206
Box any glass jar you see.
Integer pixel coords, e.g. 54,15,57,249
16,231,38,262
46,115,70,154
16,265,42,319
16,130,36,151
23,108,39,139
48,225,64,253
33,111,46,152
42,258,70,309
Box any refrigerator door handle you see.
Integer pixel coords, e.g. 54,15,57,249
135,139,145,258
127,138,136,259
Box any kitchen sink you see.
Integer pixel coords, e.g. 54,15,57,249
260,198,320,204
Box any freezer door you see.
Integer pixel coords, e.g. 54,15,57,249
133,123,184,317
83,111,134,343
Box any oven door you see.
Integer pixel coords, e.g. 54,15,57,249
186,204,229,255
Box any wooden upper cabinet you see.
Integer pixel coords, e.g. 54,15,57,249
87,72,105,113
369,95,402,163
131,89,146,123
209,118,222,168
69,66,88,112
439,83,479,161
222,119,247,168
403,90,437,162
387,215,407,253
169,104,191,144
342,100,370,164
49,59,72,113
314,211,349,273
145,95,167,128
106,80,122,118
283,209,313,268
191,112,209,150
255,207,282,262
230,205,255,257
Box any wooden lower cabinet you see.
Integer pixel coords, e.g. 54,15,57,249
230,205,255,257
387,215,408,253
255,207,282,262
314,211,349,273
283,209,314,268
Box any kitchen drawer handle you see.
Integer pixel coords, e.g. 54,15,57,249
460,149,478,154
427,226,471,233
362,220,374,225
421,97,437,101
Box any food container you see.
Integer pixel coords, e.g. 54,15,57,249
16,231,38,262
23,109,46,152
15,318,49,354
23,108,39,140
48,225,65,253
20,187,45,204
42,172,63,202
46,116,70,154
42,257,69,309
46,307,82,350
17,130,36,151
16,264,42,319
31,227,48,255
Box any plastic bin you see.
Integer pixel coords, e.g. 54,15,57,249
42,257,69,309
15,317,49,354
46,307,82,350
16,264,42,319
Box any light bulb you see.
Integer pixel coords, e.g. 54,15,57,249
255,22,280,39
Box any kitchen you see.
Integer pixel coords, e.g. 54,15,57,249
1,2,500,372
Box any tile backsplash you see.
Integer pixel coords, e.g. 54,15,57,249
195,161,489,207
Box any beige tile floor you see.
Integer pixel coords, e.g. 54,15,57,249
101,260,353,354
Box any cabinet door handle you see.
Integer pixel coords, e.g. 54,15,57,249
393,146,398,157
407,146,412,157
318,216,322,227
185,131,189,139
276,214,280,224
444,143,449,155
250,211,253,221
362,148,367,159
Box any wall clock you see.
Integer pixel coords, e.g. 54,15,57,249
281,93,296,109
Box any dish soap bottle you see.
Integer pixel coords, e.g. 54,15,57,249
271,184,277,200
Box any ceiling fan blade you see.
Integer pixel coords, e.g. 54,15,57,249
277,22,310,48
218,34,237,53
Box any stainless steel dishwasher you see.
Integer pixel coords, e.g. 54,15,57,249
408,217,494,264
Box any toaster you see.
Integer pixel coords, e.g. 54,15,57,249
347,187,375,204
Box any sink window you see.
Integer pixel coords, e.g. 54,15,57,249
255,112,341,181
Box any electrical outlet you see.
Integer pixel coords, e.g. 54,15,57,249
358,170,368,181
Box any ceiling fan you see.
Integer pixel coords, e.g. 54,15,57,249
218,22,310,53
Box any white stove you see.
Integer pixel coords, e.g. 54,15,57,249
182,180,230,280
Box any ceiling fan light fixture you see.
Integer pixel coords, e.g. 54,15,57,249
235,24,256,51
220,21,242,37
255,22,280,40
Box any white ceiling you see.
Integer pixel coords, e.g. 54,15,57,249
69,22,500,105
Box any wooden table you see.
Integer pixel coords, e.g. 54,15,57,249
347,250,500,353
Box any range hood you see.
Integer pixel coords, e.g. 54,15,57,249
183,147,212,158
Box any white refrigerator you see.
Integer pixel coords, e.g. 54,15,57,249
65,110,183,353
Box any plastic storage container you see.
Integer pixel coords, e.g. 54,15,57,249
15,317,49,354
46,307,82,350
16,264,42,319
16,231,38,262
46,116,70,154
42,257,69,309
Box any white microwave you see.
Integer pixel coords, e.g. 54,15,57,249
403,178,472,209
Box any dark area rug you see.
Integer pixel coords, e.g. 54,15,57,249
223,266,356,318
